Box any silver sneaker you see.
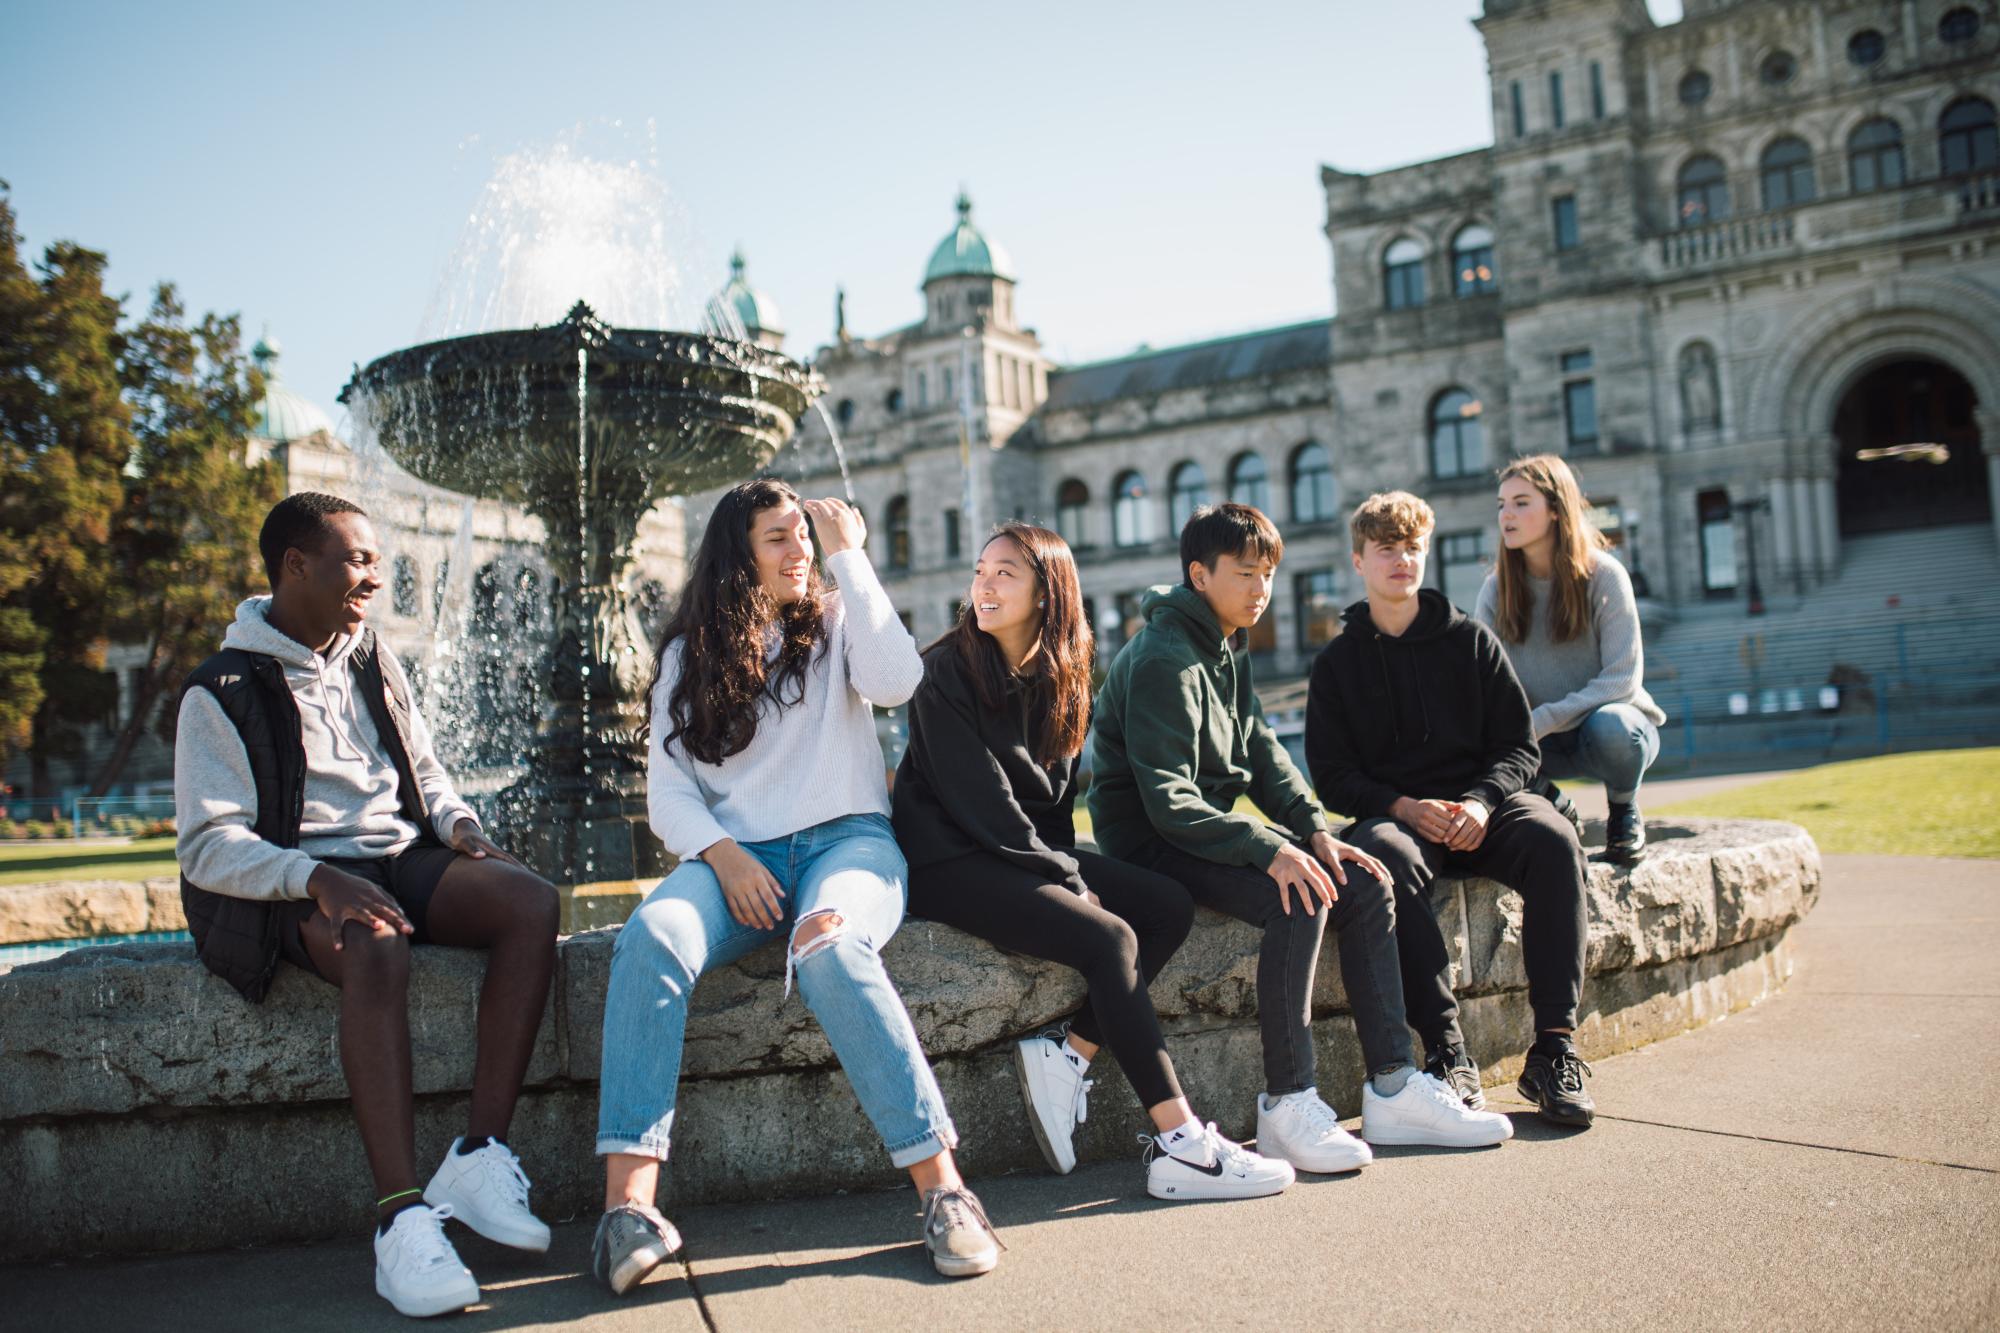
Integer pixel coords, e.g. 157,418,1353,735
920,1186,1002,1278
593,1202,683,1297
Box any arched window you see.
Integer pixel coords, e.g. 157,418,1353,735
1055,479,1090,547
513,567,542,630
1290,442,1337,524
1112,471,1149,548
1848,118,1905,192
1939,7,1980,44
392,555,420,617
1759,137,1816,209
1452,224,1497,296
884,387,903,413
885,495,911,570
1940,97,1999,176
1383,237,1426,310
916,370,928,409
471,563,502,635
1430,389,1487,479
1169,461,1210,535
1227,451,1270,512
835,398,855,430
1676,154,1730,227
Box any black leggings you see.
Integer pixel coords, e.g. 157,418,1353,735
907,847,1195,1109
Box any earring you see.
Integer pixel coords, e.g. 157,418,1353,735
1037,599,1045,608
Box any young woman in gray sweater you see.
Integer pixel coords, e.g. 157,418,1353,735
1475,455,1666,862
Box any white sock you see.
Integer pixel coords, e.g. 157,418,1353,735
1060,1038,1091,1074
1157,1118,1206,1156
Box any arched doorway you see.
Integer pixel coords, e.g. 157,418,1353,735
1834,358,1990,535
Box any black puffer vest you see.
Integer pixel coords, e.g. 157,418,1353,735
178,629,431,1001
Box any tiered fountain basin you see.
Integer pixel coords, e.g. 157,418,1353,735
338,303,823,900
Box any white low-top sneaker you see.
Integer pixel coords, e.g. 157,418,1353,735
1145,1123,1296,1201
374,1204,480,1318
424,1138,552,1252
1361,1071,1516,1148
1012,1029,1092,1174
1256,1088,1373,1174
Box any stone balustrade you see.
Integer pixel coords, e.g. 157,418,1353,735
0,817,1818,1261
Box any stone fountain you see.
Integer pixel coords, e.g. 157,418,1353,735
339,301,823,906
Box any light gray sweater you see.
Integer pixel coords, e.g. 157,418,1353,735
647,548,924,860
1474,553,1666,740
175,598,480,901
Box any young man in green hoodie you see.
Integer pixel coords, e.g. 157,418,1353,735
1089,503,1515,1172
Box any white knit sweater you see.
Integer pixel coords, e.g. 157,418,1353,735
646,548,924,859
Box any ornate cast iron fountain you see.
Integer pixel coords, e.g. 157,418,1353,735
340,302,824,892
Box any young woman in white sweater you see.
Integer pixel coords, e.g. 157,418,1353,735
591,479,998,1292
1476,455,1666,863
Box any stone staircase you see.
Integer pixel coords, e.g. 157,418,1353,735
1645,522,2000,714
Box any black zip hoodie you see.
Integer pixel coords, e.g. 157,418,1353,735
1304,588,1541,820
891,641,1087,895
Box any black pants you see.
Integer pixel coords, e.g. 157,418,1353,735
1125,837,1413,1097
1344,791,1588,1042
907,847,1194,1108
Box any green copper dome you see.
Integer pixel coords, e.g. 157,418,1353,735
717,249,784,340
250,335,336,442
923,190,1014,286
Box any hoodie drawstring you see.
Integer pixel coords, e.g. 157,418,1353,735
1373,634,1433,745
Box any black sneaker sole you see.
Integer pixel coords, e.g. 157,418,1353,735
1516,1074,1595,1127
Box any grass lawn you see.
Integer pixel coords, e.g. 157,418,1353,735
0,836,179,887
1653,748,2000,859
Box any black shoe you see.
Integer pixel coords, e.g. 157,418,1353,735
1422,1043,1486,1110
1605,801,1646,863
1548,789,1584,843
1517,1043,1595,1127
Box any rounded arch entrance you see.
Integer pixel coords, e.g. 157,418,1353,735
1833,356,1990,535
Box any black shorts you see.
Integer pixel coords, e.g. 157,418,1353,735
277,839,461,980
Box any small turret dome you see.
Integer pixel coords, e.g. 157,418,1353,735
716,249,784,344
250,335,335,442
923,190,1015,286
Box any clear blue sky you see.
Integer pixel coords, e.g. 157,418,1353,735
3,0,1682,418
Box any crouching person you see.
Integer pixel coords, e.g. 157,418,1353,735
593,481,998,1294
175,493,560,1319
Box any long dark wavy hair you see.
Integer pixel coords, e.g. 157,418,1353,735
933,523,1093,767
650,478,829,765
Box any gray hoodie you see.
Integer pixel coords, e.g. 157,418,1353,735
174,597,480,902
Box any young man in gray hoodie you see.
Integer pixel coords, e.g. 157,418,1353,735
175,492,560,1319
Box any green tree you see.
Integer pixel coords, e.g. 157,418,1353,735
0,188,47,762
90,285,276,793
0,186,132,794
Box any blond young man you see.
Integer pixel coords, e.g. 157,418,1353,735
1304,492,1595,1127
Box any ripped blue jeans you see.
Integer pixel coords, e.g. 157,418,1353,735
595,812,957,1168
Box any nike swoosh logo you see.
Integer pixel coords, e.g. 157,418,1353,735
1166,1153,1226,1177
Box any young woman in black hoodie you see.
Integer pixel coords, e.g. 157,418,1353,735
894,523,1294,1200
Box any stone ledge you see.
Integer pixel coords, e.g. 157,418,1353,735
0,818,1818,1259
0,878,184,945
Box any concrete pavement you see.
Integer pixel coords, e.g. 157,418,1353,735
7,853,1996,1331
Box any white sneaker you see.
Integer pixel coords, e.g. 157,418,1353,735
374,1204,481,1318
1361,1071,1516,1148
1256,1088,1373,1174
1145,1123,1296,1201
424,1138,552,1252
1012,1029,1092,1174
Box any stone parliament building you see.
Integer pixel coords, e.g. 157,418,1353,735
698,0,2000,699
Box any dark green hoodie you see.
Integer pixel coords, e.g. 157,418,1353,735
1087,584,1328,868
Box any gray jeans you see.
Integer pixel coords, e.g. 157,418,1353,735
1125,837,1413,1095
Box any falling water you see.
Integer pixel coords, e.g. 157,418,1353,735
808,399,858,503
